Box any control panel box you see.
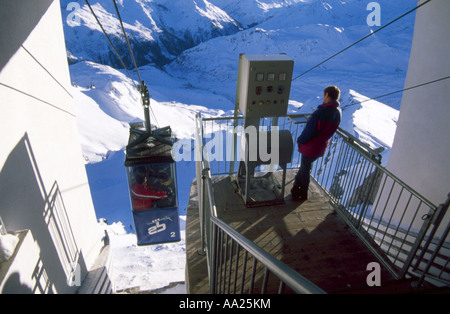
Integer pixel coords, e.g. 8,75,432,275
236,54,294,118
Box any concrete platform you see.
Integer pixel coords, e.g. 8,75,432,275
185,170,410,294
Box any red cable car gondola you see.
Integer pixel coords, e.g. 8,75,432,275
83,2,181,245
124,83,181,246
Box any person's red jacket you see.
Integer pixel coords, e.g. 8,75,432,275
131,183,168,211
297,102,342,159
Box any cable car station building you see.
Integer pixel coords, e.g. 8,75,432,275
0,1,112,293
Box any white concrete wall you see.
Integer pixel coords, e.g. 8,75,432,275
0,0,103,293
387,0,450,207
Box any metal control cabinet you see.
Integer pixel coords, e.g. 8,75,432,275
233,54,295,207
236,54,294,118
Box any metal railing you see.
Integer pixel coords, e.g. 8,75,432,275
309,130,449,284
210,215,325,294
195,113,450,291
195,113,325,294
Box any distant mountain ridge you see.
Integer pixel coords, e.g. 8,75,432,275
61,0,243,68
61,0,415,80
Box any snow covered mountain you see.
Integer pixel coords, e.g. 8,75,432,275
62,0,417,291
61,0,242,67
62,0,415,73
166,0,415,106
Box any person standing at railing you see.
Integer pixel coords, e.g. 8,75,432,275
291,86,342,201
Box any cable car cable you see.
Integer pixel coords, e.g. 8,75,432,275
84,0,160,129
112,0,142,84
84,0,138,90
292,0,433,81
345,75,450,107
112,0,160,128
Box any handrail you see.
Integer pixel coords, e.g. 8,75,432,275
336,128,382,162
201,113,383,165
210,216,326,294
334,128,436,210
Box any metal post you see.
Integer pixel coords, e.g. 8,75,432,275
0,216,7,235
139,81,151,134
410,193,450,280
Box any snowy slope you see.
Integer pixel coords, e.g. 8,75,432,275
65,0,416,292
343,90,399,150
100,218,186,292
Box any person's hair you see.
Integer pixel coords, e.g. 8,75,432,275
324,86,340,102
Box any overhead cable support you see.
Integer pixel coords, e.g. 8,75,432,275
292,0,433,81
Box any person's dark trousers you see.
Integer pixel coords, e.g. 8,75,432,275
292,155,318,200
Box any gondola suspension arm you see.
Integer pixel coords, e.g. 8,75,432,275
138,81,151,135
